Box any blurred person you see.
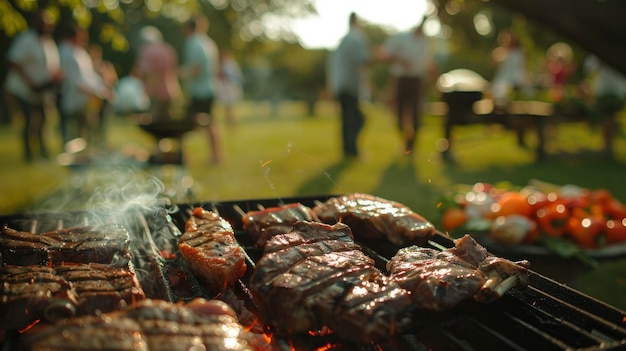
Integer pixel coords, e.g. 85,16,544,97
88,43,118,148
329,12,370,158
112,66,150,116
584,55,625,159
545,43,575,103
490,30,530,109
136,26,182,121
181,15,221,164
58,22,110,151
218,49,244,127
4,10,62,162
377,17,437,155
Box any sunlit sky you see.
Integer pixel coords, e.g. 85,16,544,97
290,0,429,49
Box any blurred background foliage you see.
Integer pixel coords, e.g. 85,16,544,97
0,0,622,111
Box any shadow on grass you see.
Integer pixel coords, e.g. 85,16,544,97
295,158,354,196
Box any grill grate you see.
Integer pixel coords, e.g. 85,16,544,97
1,195,626,351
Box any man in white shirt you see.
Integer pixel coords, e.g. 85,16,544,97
58,23,109,149
379,19,436,155
330,12,370,158
4,10,62,162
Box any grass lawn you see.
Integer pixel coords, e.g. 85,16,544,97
1,98,626,309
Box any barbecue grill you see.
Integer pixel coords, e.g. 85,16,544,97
2,195,626,350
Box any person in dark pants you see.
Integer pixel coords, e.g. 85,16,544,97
4,11,62,162
329,12,370,158
337,92,364,156
182,15,221,164
378,18,436,155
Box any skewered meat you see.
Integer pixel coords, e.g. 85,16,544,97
386,234,529,311
0,263,145,330
178,207,247,291
22,298,256,351
0,225,130,266
250,221,414,345
312,193,436,246
242,202,320,246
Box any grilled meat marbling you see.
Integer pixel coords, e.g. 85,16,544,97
242,202,320,246
22,298,256,351
0,263,145,330
312,193,436,246
250,221,414,345
178,207,247,291
387,234,530,311
0,225,130,266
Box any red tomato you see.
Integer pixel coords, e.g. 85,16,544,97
590,188,614,212
535,202,569,237
565,216,604,248
526,191,551,213
441,207,468,232
492,191,533,218
606,200,626,220
605,219,626,244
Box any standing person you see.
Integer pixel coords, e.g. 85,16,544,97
218,49,244,127
545,43,574,103
58,22,110,150
181,15,221,164
329,12,370,158
88,43,118,148
4,10,62,162
136,26,182,121
490,30,529,109
378,18,437,155
584,55,626,160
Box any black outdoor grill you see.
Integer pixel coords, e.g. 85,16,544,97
1,195,626,351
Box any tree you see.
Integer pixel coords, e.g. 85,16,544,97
433,0,626,76
489,0,626,75
0,0,315,78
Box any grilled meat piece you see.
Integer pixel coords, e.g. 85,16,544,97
43,225,131,265
447,234,530,303
178,207,247,291
250,221,414,345
387,234,529,311
475,255,531,303
53,263,146,315
0,226,58,265
242,203,320,246
312,193,436,246
0,224,130,266
0,263,145,330
386,246,486,311
0,265,76,330
22,298,256,351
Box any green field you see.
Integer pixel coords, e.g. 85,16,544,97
1,99,625,309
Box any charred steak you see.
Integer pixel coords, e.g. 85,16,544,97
312,193,436,246
178,207,247,291
387,234,530,311
22,298,256,351
0,224,130,266
0,263,145,330
242,202,320,246
250,221,414,345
